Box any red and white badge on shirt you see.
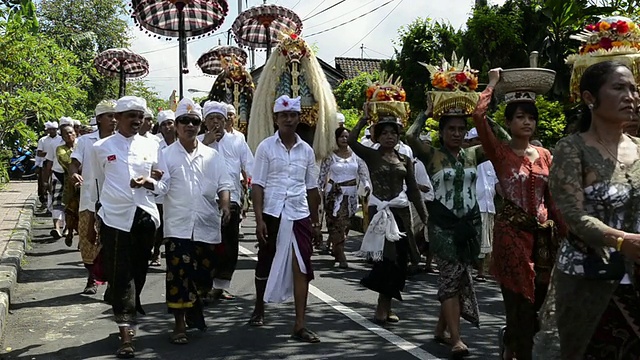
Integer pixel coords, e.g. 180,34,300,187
107,154,116,162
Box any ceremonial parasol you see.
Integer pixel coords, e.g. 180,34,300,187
94,48,149,97
231,4,303,58
131,0,229,98
196,45,248,75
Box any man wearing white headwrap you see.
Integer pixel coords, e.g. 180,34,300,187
336,112,345,128
42,120,65,238
149,109,177,267
147,97,232,343
225,103,246,142
35,123,52,206
249,95,322,343
139,106,161,142
200,100,254,301
92,96,162,357
360,126,375,148
69,99,117,295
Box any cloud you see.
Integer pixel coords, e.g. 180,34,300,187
131,0,506,99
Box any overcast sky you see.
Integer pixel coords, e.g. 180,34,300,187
129,0,506,100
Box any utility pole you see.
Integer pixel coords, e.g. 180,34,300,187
360,44,364,59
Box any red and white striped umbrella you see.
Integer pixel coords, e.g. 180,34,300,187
130,0,229,99
231,4,302,57
196,45,248,75
93,48,149,97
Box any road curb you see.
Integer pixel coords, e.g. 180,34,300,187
0,194,35,341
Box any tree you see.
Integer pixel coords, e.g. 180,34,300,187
36,0,130,113
333,71,378,111
381,18,462,115
0,18,86,146
126,81,170,115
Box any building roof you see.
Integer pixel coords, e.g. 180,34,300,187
334,57,383,79
251,57,346,89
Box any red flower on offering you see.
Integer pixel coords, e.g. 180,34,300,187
455,72,468,84
586,24,597,32
617,21,630,34
600,37,613,50
290,33,298,40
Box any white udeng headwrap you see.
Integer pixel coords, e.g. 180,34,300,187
273,95,301,113
144,107,154,119
44,121,57,129
157,110,176,125
336,112,345,124
226,103,236,114
59,117,73,126
175,98,203,120
95,99,117,116
115,96,147,113
203,101,228,119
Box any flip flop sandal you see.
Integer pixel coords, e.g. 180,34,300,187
116,342,135,359
220,290,235,300
170,332,189,345
451,344,470,358
291,328,320,343
386,311,400,323
82,283,97,295
248,313,264,327
149,259,162,267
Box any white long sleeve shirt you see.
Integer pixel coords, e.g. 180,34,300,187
252,132,318,221
71,131,103,212
155,140,233,244
476,160,499,214
207,131,254,205
92,132,161,232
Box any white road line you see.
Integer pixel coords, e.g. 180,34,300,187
238,245,442,360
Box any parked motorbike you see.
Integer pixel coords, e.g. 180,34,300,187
9,144,37,180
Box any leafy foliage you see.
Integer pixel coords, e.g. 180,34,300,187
0,18,85,147
125,80,170,115
381,18,462,114
37,0,130,113
333,71,378,111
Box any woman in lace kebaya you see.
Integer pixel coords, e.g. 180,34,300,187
472,69,565,360
534,61,640,359
348,113,427,326
318,127,371,268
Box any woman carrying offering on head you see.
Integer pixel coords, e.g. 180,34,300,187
472,68,565,360
348,104,427,327
534,61,640,359
318,126,370,268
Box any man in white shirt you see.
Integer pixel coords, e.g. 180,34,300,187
200,101,254,301
475,160,498,282
92,96,162,358
360,126,375,147
225,103,246,141
150,110,177,267
35,123,53,206
69,99,117,294
249,95,322,343
139,107,161,142
43,120,65,238
150,98,232,344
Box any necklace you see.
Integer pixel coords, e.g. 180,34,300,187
596,133,627,170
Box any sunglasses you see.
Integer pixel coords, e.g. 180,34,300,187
176,117,202,126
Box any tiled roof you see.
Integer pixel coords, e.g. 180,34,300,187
334,57,383,79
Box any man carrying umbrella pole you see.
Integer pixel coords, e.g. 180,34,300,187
249,95,323,343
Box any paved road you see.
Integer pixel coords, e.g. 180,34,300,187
1,210,506,360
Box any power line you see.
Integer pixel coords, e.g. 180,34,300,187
291,0,302,10
305,0,396,38
339,0,404,56
303,0,347,21
302,0,327,19
364,46,392,58
304,0,378,30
